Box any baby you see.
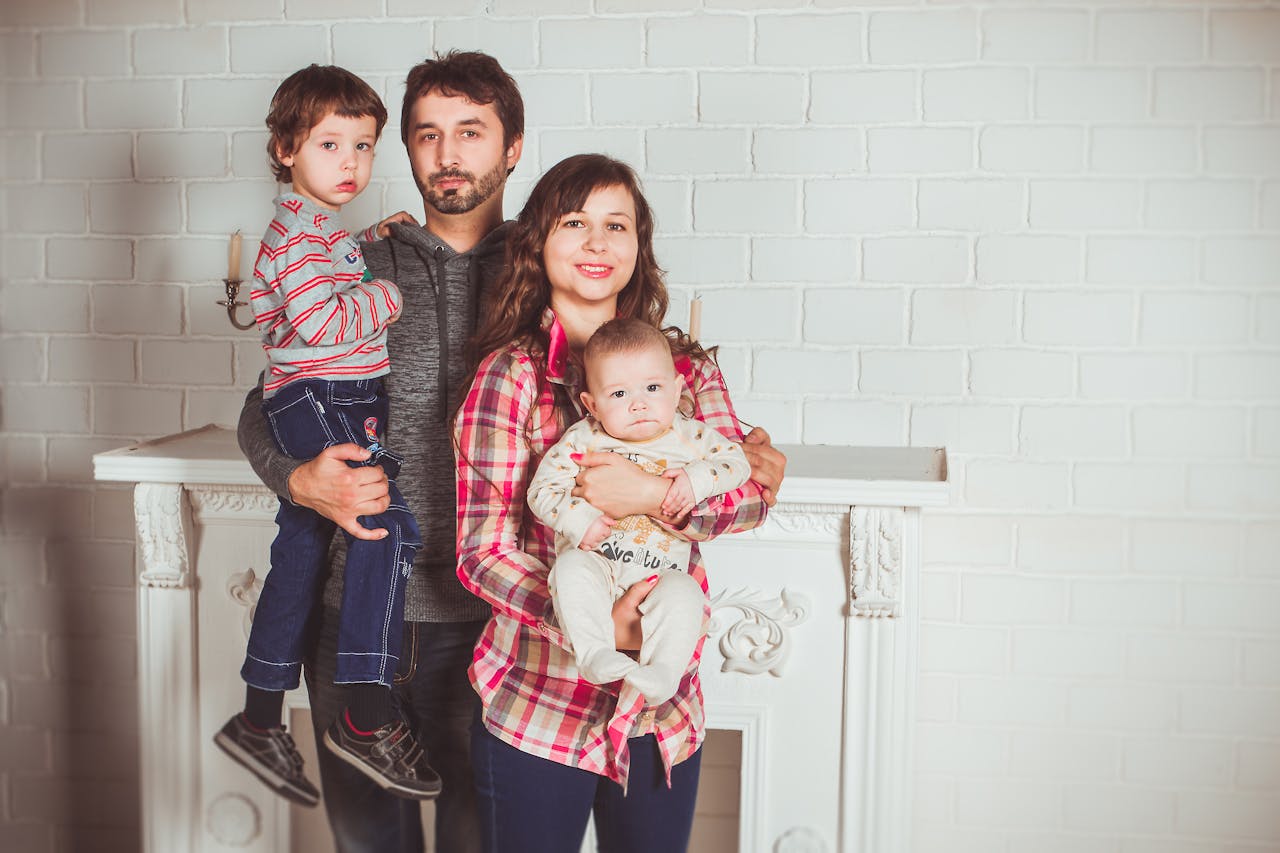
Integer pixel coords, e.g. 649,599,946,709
527,318,751,705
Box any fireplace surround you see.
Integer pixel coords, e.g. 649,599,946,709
95,425,946,853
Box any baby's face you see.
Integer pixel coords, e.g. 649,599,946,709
581,344,681,442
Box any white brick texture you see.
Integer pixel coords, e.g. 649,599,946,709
5,5,1280,853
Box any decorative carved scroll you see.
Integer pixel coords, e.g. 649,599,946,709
849,507,903,618
134,483,192,589
757,504,845,543
227,568,265,638
707,587,811,676
774,826,827,853
189,485,278,519
206,793,260,847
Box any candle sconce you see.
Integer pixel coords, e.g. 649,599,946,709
217,278,256,331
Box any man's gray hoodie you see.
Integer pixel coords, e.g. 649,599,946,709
237,219,512,622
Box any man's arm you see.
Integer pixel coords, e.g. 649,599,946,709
237,374,391,541
237,375,303,499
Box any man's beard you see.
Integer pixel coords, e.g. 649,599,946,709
418,160,507,215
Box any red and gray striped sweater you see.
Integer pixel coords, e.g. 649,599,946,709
251,192,401,398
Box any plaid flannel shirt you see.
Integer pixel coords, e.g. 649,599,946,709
454,311,769,786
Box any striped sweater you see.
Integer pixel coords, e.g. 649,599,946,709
251,192,401,398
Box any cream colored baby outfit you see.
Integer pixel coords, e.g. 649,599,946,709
527,413,750,704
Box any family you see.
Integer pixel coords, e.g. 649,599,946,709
218,50,787,853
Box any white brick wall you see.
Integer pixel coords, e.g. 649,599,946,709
3,3,1278,852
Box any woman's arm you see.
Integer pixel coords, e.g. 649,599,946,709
677,357,784,541
454,349,567,640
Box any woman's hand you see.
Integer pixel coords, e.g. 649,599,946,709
741,427,786,507
611,575,659,652
287,444,391,540
571,452,668,519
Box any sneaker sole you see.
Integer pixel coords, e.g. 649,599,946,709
214,731,321,808
321,728,442,800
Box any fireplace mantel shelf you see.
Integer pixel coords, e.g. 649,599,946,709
96,424,947,853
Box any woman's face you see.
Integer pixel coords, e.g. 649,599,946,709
543,183,639,316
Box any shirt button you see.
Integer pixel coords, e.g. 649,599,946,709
639,710,656,724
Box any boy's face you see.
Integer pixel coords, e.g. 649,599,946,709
405,90,522,217
580,344,681,443
279,112,378,211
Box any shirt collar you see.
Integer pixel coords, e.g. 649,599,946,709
542,308,576,386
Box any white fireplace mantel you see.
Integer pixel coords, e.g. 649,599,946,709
95,425,947,853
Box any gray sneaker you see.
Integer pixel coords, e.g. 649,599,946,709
214,714,320,807
322,715,441,800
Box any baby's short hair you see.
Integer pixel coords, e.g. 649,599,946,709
266,64,388,183
584,318,672,365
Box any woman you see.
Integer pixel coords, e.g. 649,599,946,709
453,154,784,852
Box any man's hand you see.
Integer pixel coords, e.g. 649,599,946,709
611,575,659,652
741,427,786,507
375,210,419,238
571,452,668,519
578,515,615,551
660,469,696,518
287,444,391,541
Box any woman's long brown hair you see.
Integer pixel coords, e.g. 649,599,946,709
461,153,715,404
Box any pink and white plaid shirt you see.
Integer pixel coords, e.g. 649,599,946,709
454,312,769,786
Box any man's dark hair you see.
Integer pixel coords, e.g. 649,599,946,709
265,64,387,183
400,50,525,151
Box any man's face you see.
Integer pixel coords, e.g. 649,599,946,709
405,90,521,216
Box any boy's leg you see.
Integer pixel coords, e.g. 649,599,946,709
623,571,705,705
549,550,638,685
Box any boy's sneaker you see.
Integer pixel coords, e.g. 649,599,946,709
213,714,321,808
322,714,442,800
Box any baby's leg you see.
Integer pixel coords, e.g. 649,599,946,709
625,570,706,705
549,550,637,685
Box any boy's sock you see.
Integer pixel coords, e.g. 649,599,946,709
345,683,397,734
244,685,285,731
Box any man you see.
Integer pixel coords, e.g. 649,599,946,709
238,50,786,853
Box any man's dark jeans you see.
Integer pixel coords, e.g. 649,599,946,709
242,377,421,690
306,607,487,853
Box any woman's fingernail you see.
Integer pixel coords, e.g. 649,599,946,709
646,574,659,584
570,453,583,462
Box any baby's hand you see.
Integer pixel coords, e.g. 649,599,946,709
376,210,419,238
579,515,615,551
660,469,696,519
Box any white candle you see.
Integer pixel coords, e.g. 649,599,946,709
688,296,702,341
228,231,242,280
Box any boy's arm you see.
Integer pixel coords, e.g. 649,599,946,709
359,210,419,243
254,224,402,347
672,419,752,505
236,375,301,499
527,423,607,548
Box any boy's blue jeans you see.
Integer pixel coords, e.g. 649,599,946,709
242,377,422,691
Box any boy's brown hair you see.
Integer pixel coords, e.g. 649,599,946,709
584,318,672,367
400,50,525,154
266,64,388,183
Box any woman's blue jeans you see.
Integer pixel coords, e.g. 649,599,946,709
472,717,703,853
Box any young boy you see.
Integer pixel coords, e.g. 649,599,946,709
527,318,752,705
214,64,439,806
